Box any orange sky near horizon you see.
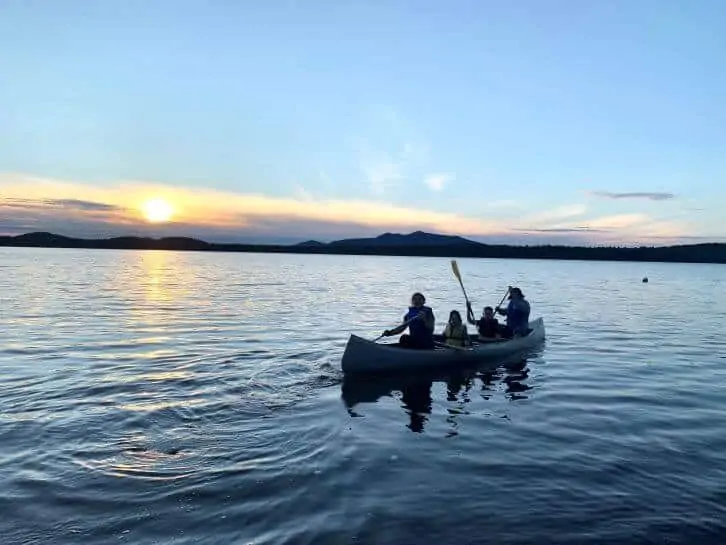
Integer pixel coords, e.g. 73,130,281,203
0,172,704,246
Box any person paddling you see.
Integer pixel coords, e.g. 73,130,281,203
466,304,501,340
382,292,435,349
496,287,531,337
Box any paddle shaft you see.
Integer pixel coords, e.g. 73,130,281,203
495,286,511,314
451,260,474,320
434,340,468,352
373,313,423,342
453,261,511,323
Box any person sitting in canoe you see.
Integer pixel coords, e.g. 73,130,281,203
496,287,531,337
442,310,471,347
381,292,435,349
466,304,501,340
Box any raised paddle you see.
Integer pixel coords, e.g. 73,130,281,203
450,260,470,305
494,286,512,314
452,260,486,325
452,258,511,323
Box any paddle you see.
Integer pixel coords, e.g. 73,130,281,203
452,259,512,333
451,260,474,322
450,260,470,304
434,340,469,352
494,286,512,315
373,314,421,342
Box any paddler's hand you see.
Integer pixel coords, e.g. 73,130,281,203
382,329,392,337
495,306,505,315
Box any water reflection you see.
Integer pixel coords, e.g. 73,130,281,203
106,250,196,330
341,357,535,433
400,379,432,432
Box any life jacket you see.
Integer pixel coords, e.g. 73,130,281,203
477,317,499,338
444,323,468,346
405,306,434,347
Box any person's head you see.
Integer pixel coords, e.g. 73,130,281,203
483,306,494,319
448,310,463,326
509,287,524,300
411,292,426,308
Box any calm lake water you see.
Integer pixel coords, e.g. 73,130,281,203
2,248,726,544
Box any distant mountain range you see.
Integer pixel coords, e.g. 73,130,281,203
1,230,726,264
295,231,482,248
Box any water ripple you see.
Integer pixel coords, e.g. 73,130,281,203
2,249,726,544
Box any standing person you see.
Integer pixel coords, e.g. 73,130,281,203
382,292,435,349
496,287,531,337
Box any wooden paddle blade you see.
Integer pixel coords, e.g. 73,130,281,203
451,259,461,281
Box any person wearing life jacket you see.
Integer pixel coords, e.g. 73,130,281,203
382,292,435,349
466,304,501,339
443,310,470,347
496,287,531,337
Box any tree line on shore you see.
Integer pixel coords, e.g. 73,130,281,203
1,231,725,264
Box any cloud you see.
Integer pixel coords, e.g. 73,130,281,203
350,106,434,195
513,227,609,233
0,172,504,238
590,191,676,201
520,203,588,226
292,184,314,202
1,197,123,212
353,139,407,195
0,172,702,245
424,173,454,192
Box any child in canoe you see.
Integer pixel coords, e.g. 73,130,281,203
466,304,502,340
443,310,471,347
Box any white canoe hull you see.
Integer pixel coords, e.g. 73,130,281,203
341,318,545,374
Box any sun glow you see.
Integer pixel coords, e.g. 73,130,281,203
142,198,174,223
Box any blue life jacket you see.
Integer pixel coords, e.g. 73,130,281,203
405,306,434,347
506,299,531,334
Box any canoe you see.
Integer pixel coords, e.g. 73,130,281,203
341,317,545,374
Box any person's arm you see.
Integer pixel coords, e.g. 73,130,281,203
383,312,421,337
385,323,407,337
496,301,511,316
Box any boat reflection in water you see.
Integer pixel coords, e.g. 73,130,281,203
341,353,537,433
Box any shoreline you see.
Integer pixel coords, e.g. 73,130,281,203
2,232,725,264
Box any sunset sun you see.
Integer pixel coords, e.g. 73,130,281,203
142,198,174,223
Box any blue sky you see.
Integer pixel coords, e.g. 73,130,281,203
1,0,725,244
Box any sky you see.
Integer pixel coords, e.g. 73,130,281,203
1,0,725,246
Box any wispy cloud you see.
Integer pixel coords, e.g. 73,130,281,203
292,184,314,202
351,105,437,195
590,191,676,201
353,140,407,195
522,203,588,225
424,173,454,192
1,197,123,212
0,173,701,245
514,227,608,234
0,172,503,238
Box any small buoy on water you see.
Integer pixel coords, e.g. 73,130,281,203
642,277,649,283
